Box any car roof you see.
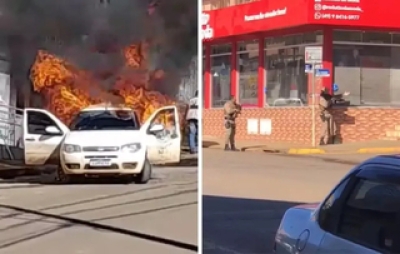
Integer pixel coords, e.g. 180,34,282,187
357,155,400,169
81,103,133,112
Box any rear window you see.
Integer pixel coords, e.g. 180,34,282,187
70,110,140,131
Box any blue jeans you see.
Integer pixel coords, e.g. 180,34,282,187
188,121,197,153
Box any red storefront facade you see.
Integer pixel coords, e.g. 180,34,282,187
202,0,400,145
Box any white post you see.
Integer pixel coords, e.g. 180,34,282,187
311,62,316,147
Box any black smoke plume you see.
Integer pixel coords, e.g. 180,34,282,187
0,0,197,106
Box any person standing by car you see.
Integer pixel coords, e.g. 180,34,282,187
319,87,350,145
223,95,241,151
186,90,198,154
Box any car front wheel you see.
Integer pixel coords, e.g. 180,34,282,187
55,166,72,184
134,159,152,184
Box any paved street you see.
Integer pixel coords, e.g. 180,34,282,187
0,166,198,254
203,149,377,254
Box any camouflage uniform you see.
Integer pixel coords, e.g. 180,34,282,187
223,100,239,150
319,93,336,145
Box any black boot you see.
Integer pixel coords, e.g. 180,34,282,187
319,137,326,146
230,145,240,152
224,145,230,151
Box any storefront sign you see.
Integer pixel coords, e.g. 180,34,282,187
203,0,400,40
244,8,287,22
333,83,339,92
201,13,214,40
311,0,377,25
305,64,313,73
315,69,331,77
202,1,302,39
305,46,322,64
312,0,363,22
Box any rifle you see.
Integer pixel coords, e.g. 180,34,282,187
233,103,242,118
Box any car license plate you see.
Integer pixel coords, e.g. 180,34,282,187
89,160,111,167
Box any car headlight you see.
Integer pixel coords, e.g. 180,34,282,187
63,144,81,153
121,143,142,153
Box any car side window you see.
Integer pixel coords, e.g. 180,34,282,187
27,111,59,135
318,177,351,232
338,177,400,252
149,109,178,140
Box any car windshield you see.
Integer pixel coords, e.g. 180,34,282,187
69,110,140,131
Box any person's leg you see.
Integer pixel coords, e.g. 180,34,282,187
230,124,238,151
329,114,337,144
195,122,198,147
323,114,332,145
188,121,197,154
224,123,232,151
320,114,328,145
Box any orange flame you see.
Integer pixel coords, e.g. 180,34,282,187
29,42,176,125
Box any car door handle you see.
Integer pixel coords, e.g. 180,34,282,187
25,138,35,141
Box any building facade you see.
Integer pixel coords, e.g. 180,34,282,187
202,0,400,145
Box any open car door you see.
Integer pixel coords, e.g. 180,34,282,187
23,108,70,165
142,105,182,164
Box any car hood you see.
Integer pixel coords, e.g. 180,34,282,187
65,130,143,146
293,202,320,211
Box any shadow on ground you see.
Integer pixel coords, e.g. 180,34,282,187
203,141,219,148
0,157,197,186
203,195,302,254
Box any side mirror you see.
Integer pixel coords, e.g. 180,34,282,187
149,124,164,133
45,126,61,135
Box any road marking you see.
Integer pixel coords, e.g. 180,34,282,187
204,210,282,216
203,240,243,254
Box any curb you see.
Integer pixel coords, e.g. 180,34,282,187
203,143,400,155
356,147,400,154
286,148,325,155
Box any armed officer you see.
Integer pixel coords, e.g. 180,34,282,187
223,95,241,151
319,88,349,145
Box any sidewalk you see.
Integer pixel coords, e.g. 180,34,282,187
203,135,400,155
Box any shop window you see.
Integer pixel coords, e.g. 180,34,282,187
265,31,323,49
237,40,258,105
211,44,231,107
304,31,323,44
362,32,392,44
265,37,287,49
211,44,231,55
392,33,400,44
284,35,303,46
333,45,394,105
265,46,308,106
333,30,363,42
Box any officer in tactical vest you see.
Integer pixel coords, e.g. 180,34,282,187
319,88,350,145
223,95,241,151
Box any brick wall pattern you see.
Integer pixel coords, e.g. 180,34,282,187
203,107,400,145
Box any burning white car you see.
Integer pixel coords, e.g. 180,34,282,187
22,104,182,183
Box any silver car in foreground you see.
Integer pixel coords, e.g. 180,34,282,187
274,155,400,254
